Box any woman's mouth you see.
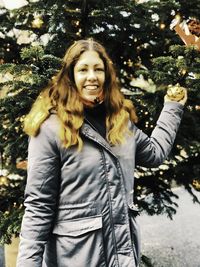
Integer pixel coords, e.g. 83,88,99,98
84,85,99,90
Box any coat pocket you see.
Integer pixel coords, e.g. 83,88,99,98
52,215,102,236
46,215,106,267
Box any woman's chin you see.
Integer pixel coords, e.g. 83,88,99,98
83,95,98,102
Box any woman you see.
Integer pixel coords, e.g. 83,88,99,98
17,39,187,267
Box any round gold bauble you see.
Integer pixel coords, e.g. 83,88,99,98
167,83,186,101
32,16,44,28
0,175,10,186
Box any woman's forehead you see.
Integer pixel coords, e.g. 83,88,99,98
76,50,104,66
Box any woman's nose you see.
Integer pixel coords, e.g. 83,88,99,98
87,70,97,81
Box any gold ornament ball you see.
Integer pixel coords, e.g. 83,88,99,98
0,175,10,186
192,179,200,191
32,16,44,28
167,84,186,101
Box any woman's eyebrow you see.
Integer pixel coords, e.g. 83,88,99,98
78,63,104,67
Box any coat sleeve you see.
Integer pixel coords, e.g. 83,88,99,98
16,119,61,267
135,101,184,167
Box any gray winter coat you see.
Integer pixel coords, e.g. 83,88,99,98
16,102,184,267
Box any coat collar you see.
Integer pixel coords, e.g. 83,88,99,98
81,123,117,159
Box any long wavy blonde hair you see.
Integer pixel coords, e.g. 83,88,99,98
24,39,138,150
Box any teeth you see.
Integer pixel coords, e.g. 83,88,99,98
84,85,98,90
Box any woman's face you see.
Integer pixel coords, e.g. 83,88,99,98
74,50,105,103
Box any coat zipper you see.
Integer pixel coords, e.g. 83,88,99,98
100,148,120,267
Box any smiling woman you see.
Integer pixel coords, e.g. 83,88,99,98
16,38,187,267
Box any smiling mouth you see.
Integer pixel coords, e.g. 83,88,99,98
84,85,99,90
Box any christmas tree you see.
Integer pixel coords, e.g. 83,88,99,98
0,0,199,248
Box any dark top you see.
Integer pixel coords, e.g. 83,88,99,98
84,102,107,139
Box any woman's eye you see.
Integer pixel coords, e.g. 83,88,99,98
79,68,87,72
96,68,104,72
